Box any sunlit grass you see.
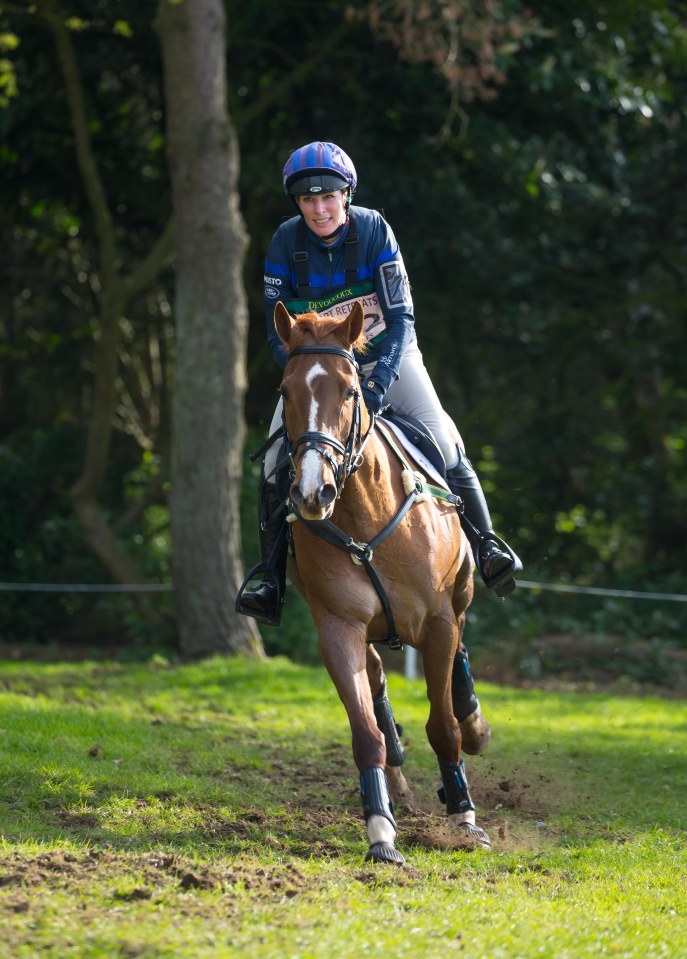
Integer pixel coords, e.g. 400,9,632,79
0,654,685,957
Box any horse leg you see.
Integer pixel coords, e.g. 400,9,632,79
451,571,491,755
318,616,405,865
422,619,491,849
452,632,491,756
366,645,415,810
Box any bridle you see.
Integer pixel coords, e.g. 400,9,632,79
283,344,375,497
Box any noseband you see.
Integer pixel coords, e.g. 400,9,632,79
284,345,371,495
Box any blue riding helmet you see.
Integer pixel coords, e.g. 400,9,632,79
282,142,357,201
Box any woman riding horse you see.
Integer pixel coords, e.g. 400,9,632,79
237,141,521,628
268,300,492,862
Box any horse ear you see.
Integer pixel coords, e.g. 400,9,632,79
346,301,364,345
274,301,295,346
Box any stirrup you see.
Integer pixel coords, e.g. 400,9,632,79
475,534,522,598
235,562,285,627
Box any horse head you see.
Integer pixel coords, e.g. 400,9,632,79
275,300,368,521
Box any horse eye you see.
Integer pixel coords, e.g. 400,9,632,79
345,386,356,400
280,387,289,402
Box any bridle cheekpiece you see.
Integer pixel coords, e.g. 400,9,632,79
284,344,373,496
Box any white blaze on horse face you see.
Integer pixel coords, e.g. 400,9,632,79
299,361,330,497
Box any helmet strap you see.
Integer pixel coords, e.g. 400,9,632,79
321,214,349,243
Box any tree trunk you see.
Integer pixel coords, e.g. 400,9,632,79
156,0,264,658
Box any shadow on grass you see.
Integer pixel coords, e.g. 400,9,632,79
0,657,685,863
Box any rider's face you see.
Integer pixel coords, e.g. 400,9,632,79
295,190,348,240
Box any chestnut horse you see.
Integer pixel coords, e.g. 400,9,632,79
274,299,491,864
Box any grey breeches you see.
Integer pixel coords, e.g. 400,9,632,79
264,341,462,482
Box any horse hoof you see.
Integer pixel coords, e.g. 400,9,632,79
365,842,406,865
385,766,416,811
460,708,491,756
453,822,492,850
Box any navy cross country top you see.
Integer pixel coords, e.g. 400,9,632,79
263,205,417,397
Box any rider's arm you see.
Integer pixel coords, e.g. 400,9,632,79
263,221,298,370
366,214,416,396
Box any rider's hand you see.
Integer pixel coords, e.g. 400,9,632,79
362,380,385,416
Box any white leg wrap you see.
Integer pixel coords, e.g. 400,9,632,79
367,814,396,846
448,810,476,826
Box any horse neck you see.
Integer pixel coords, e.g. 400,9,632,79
338,428,398,527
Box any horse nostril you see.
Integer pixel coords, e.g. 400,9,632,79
319,483,337,507
289,485,304,507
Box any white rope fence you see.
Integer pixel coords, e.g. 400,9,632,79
0,583,173,593
516,580,687,602
411,579,687,678
3,578,686,681
2,579,686,600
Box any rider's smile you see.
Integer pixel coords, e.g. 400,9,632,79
295,192,348,241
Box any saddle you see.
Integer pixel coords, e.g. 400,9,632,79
379,407,447,480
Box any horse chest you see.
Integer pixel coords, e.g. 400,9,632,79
291,499,462,625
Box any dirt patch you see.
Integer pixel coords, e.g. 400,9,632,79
0,848,315,903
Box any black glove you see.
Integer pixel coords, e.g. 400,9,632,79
362,379,385,416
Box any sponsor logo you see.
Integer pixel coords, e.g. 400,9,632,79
265,287,279,299
308,186,322,193
264,276,282,286
308,288,354,311
380,345,397,367
380,261,413,310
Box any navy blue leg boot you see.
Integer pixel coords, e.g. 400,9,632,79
437,758,491,848
372,681,406,767
452,646,491,755
452,646,479,723
360,766,405,865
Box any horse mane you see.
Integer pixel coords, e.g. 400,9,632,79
288,311,368,355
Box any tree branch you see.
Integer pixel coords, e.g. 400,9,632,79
38,0,118,284
121,217,176,303
235,20,352,127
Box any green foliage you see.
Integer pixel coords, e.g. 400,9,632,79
1,0,686,654
0,426,175,645
0,29,18,107
0,654,685,956
467,573,687,689
0,425,88,640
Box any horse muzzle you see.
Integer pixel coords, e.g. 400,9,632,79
289,478,337,521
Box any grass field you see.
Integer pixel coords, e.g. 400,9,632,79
0,652,685,958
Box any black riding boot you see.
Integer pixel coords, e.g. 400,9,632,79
446,448,522,598
235,483,288,627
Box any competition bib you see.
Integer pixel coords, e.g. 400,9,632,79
282,281,387,345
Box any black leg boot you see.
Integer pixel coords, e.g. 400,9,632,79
446,448,523,597
235,483,288,627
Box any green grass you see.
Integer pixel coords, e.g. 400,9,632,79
0,654,685,958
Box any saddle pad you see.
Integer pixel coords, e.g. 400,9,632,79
378,417,449,491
